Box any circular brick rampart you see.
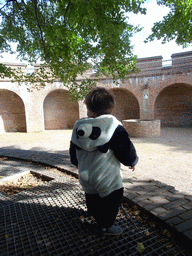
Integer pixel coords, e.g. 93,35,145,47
0,51,191,133
122,119,161,138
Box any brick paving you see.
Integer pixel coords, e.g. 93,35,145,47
0,128,192,248
123,178,192,241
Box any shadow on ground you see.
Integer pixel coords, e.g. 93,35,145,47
0,177,186,256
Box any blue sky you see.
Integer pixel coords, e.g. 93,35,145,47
0,0,192,63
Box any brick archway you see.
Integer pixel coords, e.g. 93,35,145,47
110,88,140,121
43,89,79,130
0,89,27,132
154,83,192,127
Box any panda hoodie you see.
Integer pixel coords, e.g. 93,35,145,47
70,114,138,198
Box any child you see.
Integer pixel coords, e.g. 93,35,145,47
69,87,138,235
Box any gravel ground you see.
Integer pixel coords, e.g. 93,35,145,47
125,127,192,195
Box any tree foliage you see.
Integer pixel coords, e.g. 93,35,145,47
0,0,146,100
146,0,192,47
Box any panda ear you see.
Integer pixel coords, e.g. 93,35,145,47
77,129,85,137
76,124,92,139
89,127,101,140
76,128,85,138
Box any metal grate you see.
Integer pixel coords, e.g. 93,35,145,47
0,177,185,256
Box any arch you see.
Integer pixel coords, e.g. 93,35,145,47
43,89,79,130
154,83,192,127
110,88,140,121
0,89,27,132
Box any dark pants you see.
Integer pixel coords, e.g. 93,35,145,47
85,188,124,228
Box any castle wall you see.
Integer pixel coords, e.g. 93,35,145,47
0,51,192,133
94,51,192,128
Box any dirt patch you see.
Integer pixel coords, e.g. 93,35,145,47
0,172,53,196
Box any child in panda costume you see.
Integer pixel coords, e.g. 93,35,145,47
70,87,138,235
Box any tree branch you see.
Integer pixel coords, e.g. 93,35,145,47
33,0,49,61
63,1,73,27
0,0,14,11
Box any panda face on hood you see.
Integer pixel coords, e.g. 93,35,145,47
76,125,101,140
72,115,122,152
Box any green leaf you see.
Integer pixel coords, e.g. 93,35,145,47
0,0,146,100
136,242,145,253
163,229,171,238
147,0,192,47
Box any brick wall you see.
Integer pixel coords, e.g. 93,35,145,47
107,51,192,126
154,83,192,126
122,119,161,137
136,56,163,70
110,88,140,122
43,89,79,130
0,51,192,133
172,51,192,67
0,89,26,132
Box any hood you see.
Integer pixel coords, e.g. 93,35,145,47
71,115,122,152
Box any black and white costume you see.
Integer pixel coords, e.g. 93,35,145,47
70,114,138,228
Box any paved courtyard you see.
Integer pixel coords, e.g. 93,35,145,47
0,127,191,194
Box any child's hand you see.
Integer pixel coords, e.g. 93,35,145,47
129,166,135,171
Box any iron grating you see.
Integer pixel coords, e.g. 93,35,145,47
0,176,186,256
